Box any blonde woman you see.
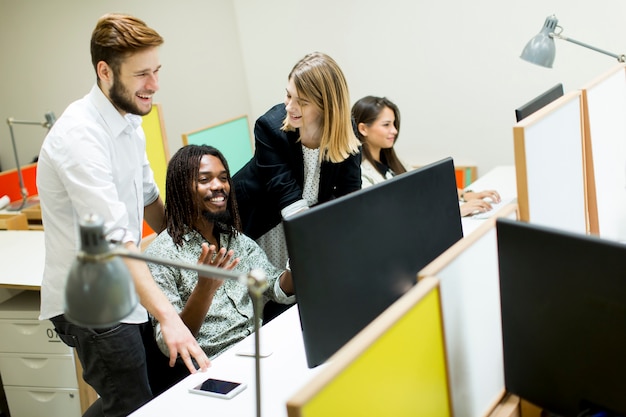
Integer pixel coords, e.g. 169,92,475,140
233,52,361,269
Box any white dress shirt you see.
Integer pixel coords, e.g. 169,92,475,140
37,84,159,323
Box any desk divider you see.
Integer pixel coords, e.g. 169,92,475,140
512,91,588,234
286,276,451,417
141,103,170,238
580,63,626,240
143,103,170,200
418,204,518,417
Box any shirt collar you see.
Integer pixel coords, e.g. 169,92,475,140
88,84,143,136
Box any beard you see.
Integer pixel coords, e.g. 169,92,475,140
109,77,151,116
202,209,232,225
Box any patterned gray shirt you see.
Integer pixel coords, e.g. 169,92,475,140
146,228,295,359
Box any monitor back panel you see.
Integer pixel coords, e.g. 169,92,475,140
497,218,626,416
515,83,564,122
284,157,463,368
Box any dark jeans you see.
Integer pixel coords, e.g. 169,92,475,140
50,315,190,417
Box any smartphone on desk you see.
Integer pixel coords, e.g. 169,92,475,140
188,377,247,399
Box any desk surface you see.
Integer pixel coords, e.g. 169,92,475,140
0,230,44,289
130,305,323,417
462,165,517,237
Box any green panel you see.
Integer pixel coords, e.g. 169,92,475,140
184,116,253,174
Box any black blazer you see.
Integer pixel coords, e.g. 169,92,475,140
233,103,361,240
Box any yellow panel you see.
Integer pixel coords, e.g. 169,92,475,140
141,104,169,237
300,287,450,417
142,104,168,199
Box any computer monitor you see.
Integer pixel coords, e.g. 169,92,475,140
496,218,626,416
284,157,463,368
515,83,564,122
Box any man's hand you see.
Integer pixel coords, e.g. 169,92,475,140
197,243,240,279
160,313,211,372
178,243,241,338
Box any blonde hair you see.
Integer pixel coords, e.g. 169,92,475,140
282,52,360,163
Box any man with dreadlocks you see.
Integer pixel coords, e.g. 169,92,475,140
145,144,296,363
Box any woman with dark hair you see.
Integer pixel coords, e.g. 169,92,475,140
352,95,500,217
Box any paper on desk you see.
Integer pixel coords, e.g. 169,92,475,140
235,336,273,358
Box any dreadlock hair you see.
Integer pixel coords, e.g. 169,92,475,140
165,144,242,248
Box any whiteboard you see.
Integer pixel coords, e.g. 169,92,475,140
582,63,626,241
513,91,587,234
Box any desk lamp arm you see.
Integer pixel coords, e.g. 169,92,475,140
552,32,626,62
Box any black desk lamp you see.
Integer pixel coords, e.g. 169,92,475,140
65,214,267,417
6,112,56,211
521,15,626,68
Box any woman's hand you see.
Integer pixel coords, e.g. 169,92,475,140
460,198,494,217
462,189,501,203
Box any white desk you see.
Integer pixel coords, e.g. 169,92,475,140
462,165,517,237
130,305,323,417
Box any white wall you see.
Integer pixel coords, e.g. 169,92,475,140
0,0,250,172
2,0,626,177
234,0,626,175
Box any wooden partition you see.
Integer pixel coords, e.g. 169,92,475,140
418,204,518,417
286,277,451,417
182,115,253,175
512,91,589,234
581,63,626,241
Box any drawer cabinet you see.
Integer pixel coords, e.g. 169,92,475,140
0,319,70,354
0,354,78,388
3,386,81,417
0,291,81,417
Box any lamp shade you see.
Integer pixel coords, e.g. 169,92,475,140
520,15,558,68
64,214,138,328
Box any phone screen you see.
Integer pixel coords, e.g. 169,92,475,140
197,379,241,394
189,378,247,399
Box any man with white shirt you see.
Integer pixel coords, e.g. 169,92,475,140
36,13,209,417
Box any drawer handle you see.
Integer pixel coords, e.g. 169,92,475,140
20,357,49,369
27,391,57,403
10,322,41,336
